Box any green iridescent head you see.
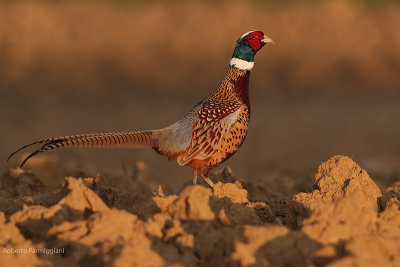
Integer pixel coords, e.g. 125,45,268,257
230,30,274,70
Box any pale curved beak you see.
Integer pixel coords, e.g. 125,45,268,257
261,35,274,45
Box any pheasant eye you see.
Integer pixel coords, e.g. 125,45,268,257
248,34,257,41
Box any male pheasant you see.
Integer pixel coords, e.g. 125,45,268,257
8,30,273,188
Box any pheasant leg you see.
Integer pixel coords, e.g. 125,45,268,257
201,174,215,188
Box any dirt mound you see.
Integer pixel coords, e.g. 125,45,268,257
1,155,399,266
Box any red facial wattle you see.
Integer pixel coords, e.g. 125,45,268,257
245,31,264,50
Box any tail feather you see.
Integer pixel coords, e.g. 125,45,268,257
7,133,111,162
8,131,158,167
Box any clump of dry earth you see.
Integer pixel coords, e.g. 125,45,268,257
0,155,399,266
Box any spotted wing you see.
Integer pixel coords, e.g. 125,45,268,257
178,100,242,166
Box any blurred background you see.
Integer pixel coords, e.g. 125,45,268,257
1,0,399,196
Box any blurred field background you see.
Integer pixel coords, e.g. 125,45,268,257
1,0,399,195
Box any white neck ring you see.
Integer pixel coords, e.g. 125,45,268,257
230,58,254,71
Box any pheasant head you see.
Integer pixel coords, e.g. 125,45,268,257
230,30,274,71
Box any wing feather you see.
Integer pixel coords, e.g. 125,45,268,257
178,100,241,165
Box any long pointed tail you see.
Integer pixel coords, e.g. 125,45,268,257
8,131,158,167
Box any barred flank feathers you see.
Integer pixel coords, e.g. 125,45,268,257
8,131,157,167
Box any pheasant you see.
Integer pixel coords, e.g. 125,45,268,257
8,30,274,188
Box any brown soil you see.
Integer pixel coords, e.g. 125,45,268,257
1,155,399,266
